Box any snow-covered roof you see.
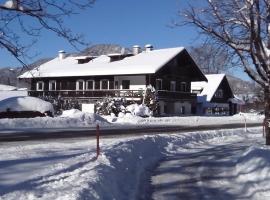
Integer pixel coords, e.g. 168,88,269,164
191,74,226,101
19,47,185,78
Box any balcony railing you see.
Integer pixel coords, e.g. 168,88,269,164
28,89,197,100
156,90,197,100
28,89,144,99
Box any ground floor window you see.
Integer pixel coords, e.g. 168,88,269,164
205,107,229,115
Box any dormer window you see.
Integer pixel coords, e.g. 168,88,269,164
36,81,44,91
76,79,85,90
215,89,223,98
49,80,57,91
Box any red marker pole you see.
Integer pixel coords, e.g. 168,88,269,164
96,124,100,158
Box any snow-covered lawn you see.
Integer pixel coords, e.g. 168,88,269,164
0,127,269,200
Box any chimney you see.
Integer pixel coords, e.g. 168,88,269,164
145,44,153,52
132,45,141,55
58,50,66,60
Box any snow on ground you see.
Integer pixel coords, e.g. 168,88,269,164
0,109,264,129
0,127,269,200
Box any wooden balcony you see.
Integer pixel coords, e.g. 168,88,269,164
156,90,197,101
28,89,144,99
28,89,197,101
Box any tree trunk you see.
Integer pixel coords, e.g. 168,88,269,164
265,84,270,145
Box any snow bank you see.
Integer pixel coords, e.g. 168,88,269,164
0,84,17,91
0,110,109,129
126,104,152,117
104,112,263,126
0,127,264,200
0,96,54,113
235,146,270,199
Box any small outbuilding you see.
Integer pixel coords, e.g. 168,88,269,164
191,74,242,116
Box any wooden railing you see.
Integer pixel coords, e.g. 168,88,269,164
28,89,197,100
156,90,197,100
28,90,144,99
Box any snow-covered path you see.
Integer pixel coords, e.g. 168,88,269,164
149,132,265,200
1,127,270,200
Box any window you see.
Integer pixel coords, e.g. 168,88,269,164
156,79,162,90
215,89,223,98
100,79,109,89
49,80,56,91
115,81,119,89
122,80,130,89
76,79,85,90
192,89,202,94
86,80,95,90
180,82,187,92
36,81,44,91
170,81,176,91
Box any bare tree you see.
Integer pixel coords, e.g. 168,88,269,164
189,42,233,74
0,0,95,67
177,0,270,144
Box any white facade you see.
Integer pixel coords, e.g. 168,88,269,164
114,75,146,90
82,103,95,113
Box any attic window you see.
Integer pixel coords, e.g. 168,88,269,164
215,89,223,98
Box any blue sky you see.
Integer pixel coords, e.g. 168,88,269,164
0,0,249,80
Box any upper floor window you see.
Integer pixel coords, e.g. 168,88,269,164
76,79,85,90
215,89,223,98
170,81,176,91
86,80,95,90
180,82,187,92
100,79,109,90
122,80,130,89
115,81,119,89
36,81,44,91
156,79,162,90
49,80,57,91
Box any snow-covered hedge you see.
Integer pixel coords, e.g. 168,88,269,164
0,96,54,114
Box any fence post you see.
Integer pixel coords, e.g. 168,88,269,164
96,124,100,158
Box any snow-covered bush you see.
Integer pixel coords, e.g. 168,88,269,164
126,104,152,117
143,85,158,114
95,97,127,116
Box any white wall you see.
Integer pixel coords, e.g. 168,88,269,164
82,103,95,113
114,75,146,90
